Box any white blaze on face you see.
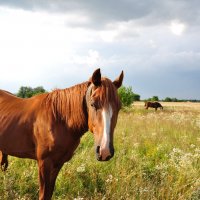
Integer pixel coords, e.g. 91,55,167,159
100,104,113,160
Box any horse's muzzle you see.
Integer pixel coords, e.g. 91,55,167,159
96,145,114,161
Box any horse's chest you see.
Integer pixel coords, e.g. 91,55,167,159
35,128,80,162
62,138,80,162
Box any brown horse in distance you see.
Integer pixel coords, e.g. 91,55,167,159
145,101,163,111
0,68,124,200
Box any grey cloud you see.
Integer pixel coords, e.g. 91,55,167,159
1,0,200,28
1,0,200,99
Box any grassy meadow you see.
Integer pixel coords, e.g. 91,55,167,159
0,102,200,199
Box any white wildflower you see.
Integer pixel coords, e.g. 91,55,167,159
74,197,84,200
105,174,113,183
169,147,200,170
172,148,182,154
76,164,86,173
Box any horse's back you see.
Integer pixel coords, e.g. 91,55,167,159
0,89,16,97
0,90,47,158
0,89,21,103
145,101,163,109
155,102,162,107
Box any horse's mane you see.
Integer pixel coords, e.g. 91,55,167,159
43,78,120,132
44,82,89,131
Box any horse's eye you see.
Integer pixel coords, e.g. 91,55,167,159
90,100,98,110
91,102,96,108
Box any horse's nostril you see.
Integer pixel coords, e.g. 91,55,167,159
96,146,102,161
105,155,111,161
96,145,115,161
97,155,102,161
96,146,100,154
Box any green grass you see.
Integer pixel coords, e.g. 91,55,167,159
0,104,200,199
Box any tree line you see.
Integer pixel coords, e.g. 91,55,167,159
15,86,200,108
117,87,200,107
145,96,200,103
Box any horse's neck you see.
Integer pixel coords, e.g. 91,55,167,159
49,82,89,135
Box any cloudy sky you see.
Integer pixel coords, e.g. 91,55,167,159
0,0,200,99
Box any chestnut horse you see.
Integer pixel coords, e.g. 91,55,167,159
145,101,163,111
0,68,123,200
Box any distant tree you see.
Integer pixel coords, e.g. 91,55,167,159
17,86,33,98
133,94,140,101
171,98,178,102
17,86,46,98
118,86,140,107
32,86,46,96
164,97,178,102
164,97,172,102
151,96,159,101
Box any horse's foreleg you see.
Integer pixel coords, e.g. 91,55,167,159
38,158,63,200
38,159,50,200
0,152,8,171
48,163,64,197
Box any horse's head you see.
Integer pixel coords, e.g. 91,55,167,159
86,68,123,161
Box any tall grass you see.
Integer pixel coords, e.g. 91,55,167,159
0,103,199,199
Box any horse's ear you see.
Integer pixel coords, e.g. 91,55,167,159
113,71,124,89
91,68,101,86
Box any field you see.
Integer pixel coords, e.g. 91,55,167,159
0,102,200,199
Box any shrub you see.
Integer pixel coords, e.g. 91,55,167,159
17,86,46,98
118,86,140,107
